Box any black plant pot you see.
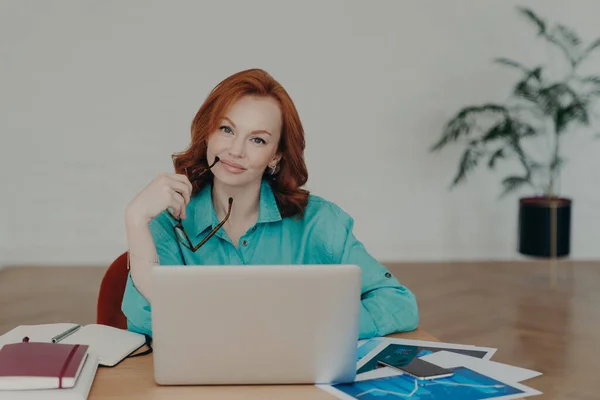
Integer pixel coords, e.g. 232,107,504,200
518,197,572,258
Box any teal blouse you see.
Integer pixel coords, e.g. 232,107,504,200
121,179,419,340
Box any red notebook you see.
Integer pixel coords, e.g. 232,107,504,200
0,341,89,390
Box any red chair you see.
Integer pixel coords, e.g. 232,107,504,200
96,252,129,329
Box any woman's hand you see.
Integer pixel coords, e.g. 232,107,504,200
126,173,193,225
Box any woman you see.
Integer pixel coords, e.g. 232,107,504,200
122,68,419,340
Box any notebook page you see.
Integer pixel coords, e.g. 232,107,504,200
0,324,79,348
61,324,146,367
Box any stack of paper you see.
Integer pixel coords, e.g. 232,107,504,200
319,337,543,400
0,353,99,400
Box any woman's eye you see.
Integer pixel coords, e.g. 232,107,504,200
251,137,266,145
220,125,233,134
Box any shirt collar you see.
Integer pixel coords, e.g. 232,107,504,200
190,179,282,238
257,178,282,224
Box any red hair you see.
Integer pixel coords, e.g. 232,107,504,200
172,68,309,218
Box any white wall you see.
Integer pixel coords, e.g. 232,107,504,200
1,0,599,266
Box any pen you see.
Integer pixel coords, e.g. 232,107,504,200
51,325,82,343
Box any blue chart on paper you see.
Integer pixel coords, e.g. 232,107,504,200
333,367,524,400
357,343,490,375
357,340,383,362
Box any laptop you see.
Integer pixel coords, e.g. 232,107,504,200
150,264,362,385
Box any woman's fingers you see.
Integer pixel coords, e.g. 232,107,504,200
171,174,193,196
168,178,192,206
170,191,186,219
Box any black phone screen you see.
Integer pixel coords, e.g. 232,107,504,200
378,348,453,379
394,358,454,379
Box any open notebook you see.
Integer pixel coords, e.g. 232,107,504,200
0,324,148,368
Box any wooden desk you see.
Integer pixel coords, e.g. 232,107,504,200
88,328,438,400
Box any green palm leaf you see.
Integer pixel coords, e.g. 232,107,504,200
431,104,508,151
501,176,531,196
555,102,589,133
517,7,546,35
513,68,543,104
581,76,600,85
494,58,531,74
452,146,482,186
546,29,578,66
582,37,600,59
556,24,581,47
488,148,505,168
482,119,514,142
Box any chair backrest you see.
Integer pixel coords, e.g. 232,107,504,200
97,251,129,329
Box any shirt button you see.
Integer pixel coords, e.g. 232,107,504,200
385,272,392,278
242,240,248,246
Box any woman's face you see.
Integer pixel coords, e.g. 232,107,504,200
206,95,282,188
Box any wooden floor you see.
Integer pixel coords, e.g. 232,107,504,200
1,260,598,399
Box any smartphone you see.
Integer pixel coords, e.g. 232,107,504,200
378,355,454,380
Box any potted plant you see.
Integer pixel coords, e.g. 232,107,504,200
430,7,600,258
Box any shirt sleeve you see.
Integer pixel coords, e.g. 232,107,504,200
121,212,184,337
329,210,419,339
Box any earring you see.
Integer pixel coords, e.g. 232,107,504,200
268,163,280,175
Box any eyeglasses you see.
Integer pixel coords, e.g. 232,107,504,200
167,157,233,252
